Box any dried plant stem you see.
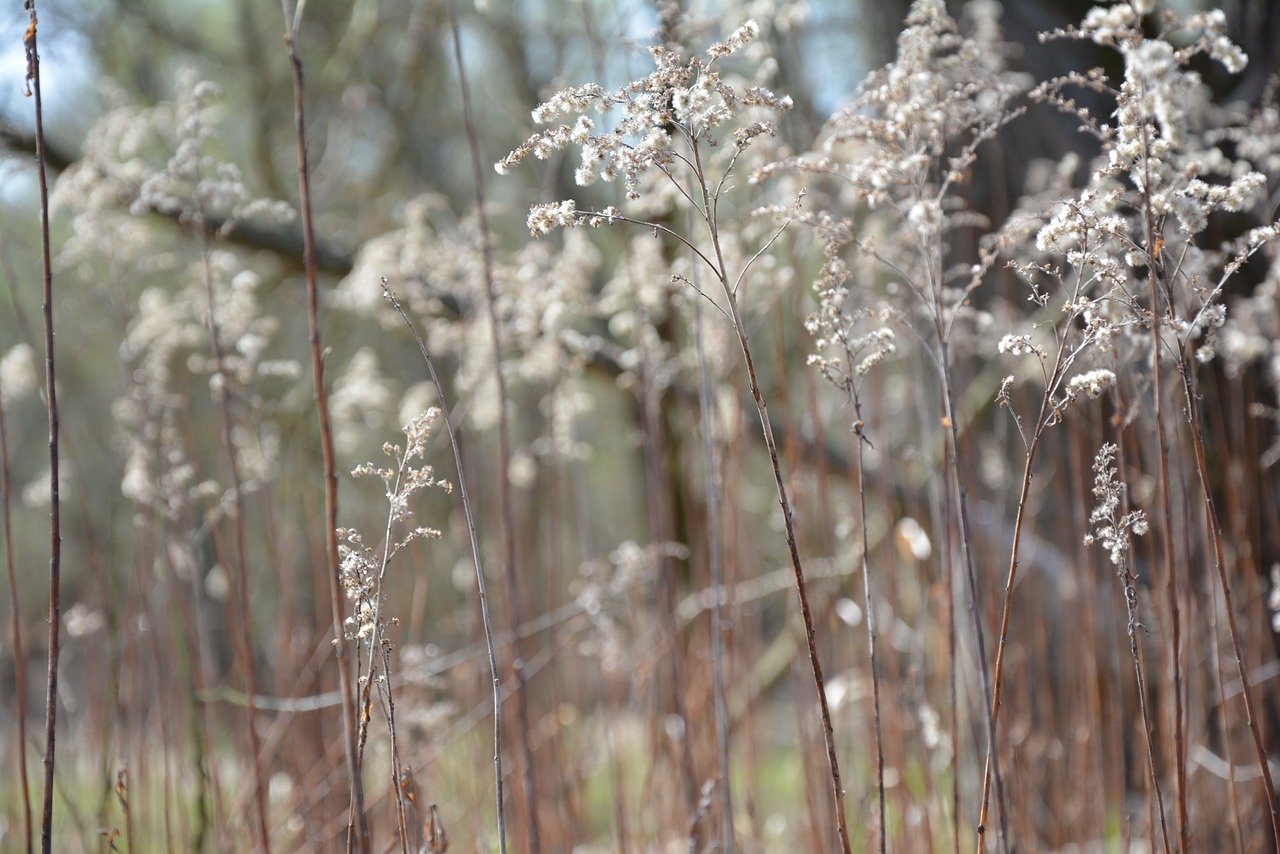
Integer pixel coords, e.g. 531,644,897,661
1141,149,1184,854
932,336,1005,854
690,140,852,854
278,5,367,850
383,280,508,854
947,402,1003,854
373,655,411,854
1149,323,1184,854
847,398,885,854
24,7,61,853
693,255,734,853
350,444,421,854
977,446,1037,848
1,374,31,854
199,233,271,854
1205,579,1246,853
443,2,538,848
1113,435,1172,854
114,766,134,854
353,458,412,771
1177,359,1280,846
978,328,1082,846
1122,559,1170,849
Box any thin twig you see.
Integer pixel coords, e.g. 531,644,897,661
382,279,508,854
277,3,367,849
690,135,853,853
24,7,61,852
848,390,886,854
443,1,536,848
1139,131,1177,854
197,190,271,854
692,226,734,854
1177,357,1280,846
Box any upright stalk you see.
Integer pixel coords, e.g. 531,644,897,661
693,250,733,853
1178,359,1280,846
278,4,367,849
1140,140,1185,854
24,7,61,852
383,282,507,854
922,265,1005,853
443,2,538,848
199,232,270,853
692,139,852,854
847,394,886,854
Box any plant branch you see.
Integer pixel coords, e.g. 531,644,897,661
382,280,508,854
444,1,534,848
692,137,853,854
24,7,61,852
278,3,368,849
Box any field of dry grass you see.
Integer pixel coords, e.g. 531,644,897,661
3,0,1280,851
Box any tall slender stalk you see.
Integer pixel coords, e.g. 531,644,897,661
1140,138,1184,854
979,270,1103,848
689,137,852,853
278,3,367,849
847,396,885,854
1177,357,1280,846
932,294,1006,854
199,231,270,853
1112,438,1172,854
23,6,61,852
383,280,508,854
1146,292,1183,854
442,2,538,848
692,246,733,853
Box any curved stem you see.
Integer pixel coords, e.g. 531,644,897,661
383,282,507,854
691,138,852,854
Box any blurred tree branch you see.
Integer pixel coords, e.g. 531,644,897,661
1,119,355,274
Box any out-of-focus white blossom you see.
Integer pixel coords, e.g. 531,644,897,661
0,343,38,409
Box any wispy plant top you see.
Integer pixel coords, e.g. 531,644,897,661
496,16,793,236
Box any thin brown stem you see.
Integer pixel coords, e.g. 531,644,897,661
1114,436,1172,854
1177,359,1280,848
1139,120,1181,854
848,394,885,854
443,2,537,849
690,136,852,853
693,242,734,854
278,4,367,850
978,432,1044,844
24,7,61,853
383,281,508,854
198,199,270,854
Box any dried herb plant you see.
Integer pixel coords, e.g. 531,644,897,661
499,17,854,852
10,1,1280,851
340,407,450,854
382,279,508,854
